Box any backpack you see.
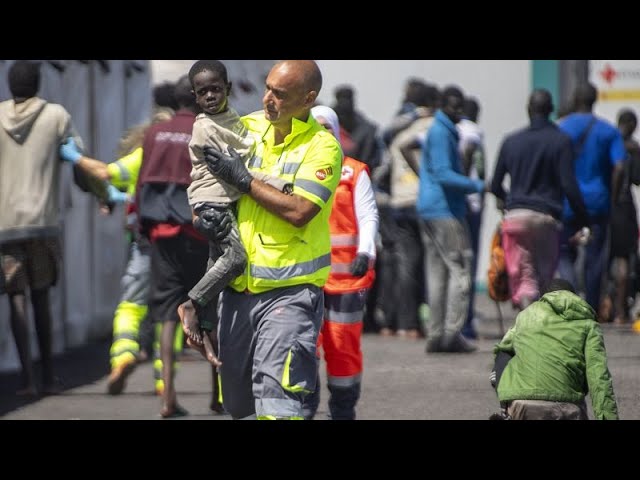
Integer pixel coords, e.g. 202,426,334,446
488,224,510,302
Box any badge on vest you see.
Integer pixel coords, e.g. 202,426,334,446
315,166,334,181
340,165,354,181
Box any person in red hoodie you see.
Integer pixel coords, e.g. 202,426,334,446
303,105,379,420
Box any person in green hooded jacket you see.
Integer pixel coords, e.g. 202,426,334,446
492,278,618,420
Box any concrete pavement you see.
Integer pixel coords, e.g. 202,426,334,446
1,294,639,420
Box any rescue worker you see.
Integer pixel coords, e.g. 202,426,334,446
303,105,379,420
196,60,342,419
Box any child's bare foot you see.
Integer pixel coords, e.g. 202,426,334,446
186,336,206,357
202,332,222,367
178,300,202,344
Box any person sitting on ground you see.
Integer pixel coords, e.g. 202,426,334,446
492,278,619,420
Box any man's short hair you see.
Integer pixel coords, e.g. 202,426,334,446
573,82,598,109
334,85,354,100
441,85,464,103
618,108,637,126
544,278,576,294
174,75,196,109
153,82,179,111
8,60,41,98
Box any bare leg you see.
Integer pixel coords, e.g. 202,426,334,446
613,258,630,324
31,288,60,394
202,330,221,367
599,293,613,323
8,292,36,395
159,320,188,418
177,300,202,344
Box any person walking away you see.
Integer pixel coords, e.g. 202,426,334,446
490,89,591,311
0,60,100,396
65,85,185,397
556,82,625,314
136,75,210,418
600,109,640,326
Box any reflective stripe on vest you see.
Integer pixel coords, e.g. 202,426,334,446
251,253,331,281
295,178,333,203
114,160,130,182
282,162,301,175
331,234,358,247
330,262,352,274
248,155,262,168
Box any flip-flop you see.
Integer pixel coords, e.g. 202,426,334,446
160,405,189,419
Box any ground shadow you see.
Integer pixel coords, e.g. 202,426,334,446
0,339,110,417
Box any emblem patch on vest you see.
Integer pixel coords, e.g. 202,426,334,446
315,166,333,180
341,165,354,181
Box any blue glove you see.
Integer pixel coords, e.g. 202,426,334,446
59,137,83,164
107,184,129,204
203,146,253,193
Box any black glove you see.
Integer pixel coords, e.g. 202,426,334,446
350,253,370,277
194,208,233,242
203,146,253,193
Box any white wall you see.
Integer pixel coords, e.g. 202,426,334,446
150,60,196,84
316,60,532,285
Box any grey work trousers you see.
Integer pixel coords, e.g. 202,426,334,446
217,284,323,420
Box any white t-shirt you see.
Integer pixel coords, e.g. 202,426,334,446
457,119,485,214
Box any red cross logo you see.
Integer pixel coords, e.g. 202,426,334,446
600,63,617,85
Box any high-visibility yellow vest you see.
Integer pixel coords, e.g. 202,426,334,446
229,112,343,293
